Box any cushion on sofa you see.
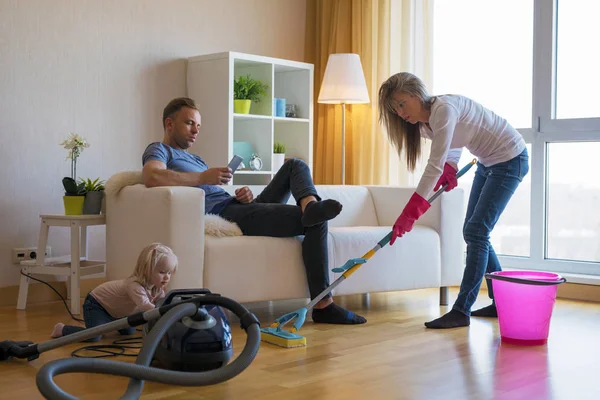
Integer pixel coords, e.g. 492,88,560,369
221,184,379,229
203,235,310,302
328,225,441,295
312,185,379,228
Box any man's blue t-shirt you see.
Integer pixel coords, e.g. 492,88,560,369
142,142,234,214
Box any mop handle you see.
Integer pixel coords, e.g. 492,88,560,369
294,159,477,317
340,158,477,280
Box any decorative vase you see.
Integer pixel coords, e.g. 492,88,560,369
83,191,104,214
272,153,285,172
234,99,251,114
63,195,85,215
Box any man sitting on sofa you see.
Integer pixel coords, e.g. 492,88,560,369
141,97,366,325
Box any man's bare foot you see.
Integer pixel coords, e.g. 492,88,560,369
51,323,65,338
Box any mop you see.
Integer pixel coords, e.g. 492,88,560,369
260,159,477,348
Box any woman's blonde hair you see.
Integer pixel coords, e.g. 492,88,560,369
378,72,435,172
131,243,178,291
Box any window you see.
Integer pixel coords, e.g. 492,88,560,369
546,142,600,262
432,0,534,129
555,0,600,119
431,0,600,276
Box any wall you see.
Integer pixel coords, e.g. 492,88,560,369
0,0,306,288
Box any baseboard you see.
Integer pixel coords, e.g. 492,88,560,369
0,278,106,308
556,283,600,303
481,279,600,303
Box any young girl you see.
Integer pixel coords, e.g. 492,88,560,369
51,243,178,341
378,72,529,329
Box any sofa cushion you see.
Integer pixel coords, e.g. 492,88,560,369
203,235,310,302
202,225,441,303
313,185,379,228
328,225,441,295
221,184,379,228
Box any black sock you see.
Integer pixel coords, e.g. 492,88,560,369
471,303,497,317
301,199,343,227
424,309,470,329
312,303,366,325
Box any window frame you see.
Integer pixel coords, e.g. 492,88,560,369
498,0,600,276
430,0,600,276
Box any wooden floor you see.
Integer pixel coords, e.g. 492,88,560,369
1,288,599,400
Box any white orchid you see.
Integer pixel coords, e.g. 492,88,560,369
60,133,90,179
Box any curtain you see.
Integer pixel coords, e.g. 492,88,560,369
305,0,391,185
388,0,435,186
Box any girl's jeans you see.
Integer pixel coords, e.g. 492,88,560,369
62,294,136,342
453,148,530,316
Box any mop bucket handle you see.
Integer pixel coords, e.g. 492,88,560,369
485,273,567,286
378,159,477,248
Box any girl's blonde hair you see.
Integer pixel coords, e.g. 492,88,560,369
378,72,435,172
131,243,178,290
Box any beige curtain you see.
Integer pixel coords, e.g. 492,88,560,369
305,0,391,185
388,0,435,186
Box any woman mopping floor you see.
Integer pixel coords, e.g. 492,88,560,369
378,72,529,329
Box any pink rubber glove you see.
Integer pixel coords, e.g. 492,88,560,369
390,192,431,245
434,162,458,192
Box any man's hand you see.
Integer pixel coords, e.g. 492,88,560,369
235,186,254,203
201,167,232,185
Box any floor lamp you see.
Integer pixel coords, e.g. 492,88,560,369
317,53,370,184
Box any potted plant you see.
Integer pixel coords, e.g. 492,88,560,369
60,133,90,215
62,177,87,215
273,141,286,172
233,74,269,114
80,177,105,214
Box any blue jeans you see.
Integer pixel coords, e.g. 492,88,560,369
62,294,136,342
220,158,330,300
453,148,529,316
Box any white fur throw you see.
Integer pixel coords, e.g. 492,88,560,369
105,171,243,237
204,214,243,237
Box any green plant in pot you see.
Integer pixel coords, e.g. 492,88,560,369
273,141,286,172
233,74,269,114
80,177,105,215
62,177,87,215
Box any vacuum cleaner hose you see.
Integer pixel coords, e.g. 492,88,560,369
36,296,261,400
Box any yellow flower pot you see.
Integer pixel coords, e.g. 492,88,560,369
63,195,85,215
234,99,252,114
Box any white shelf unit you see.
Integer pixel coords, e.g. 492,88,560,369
186,51,314,186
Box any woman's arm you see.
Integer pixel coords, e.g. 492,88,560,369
416,104,460,198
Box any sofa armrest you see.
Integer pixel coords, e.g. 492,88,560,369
366,186,466,287
106,184,206,290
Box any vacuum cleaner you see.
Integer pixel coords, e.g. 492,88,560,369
261,158,478,348
0,289,261,400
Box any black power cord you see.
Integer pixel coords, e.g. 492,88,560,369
19,271,144,359
71,336,143,358
19,271,84,323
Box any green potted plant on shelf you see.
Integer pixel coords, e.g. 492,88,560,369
60,133,90,215
273,141,286,172
62,177,87,215
233,74,269,114
80,177,105,215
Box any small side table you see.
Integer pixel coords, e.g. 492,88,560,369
17,214,106,315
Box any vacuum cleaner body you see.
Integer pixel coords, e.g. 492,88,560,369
145,289,233,372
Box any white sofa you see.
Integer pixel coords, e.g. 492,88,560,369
105,174,466,305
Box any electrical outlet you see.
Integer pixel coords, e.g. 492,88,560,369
12,246,51,264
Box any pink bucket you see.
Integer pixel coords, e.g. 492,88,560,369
485,270,566,346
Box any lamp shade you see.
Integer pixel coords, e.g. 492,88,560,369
318,53,370,104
